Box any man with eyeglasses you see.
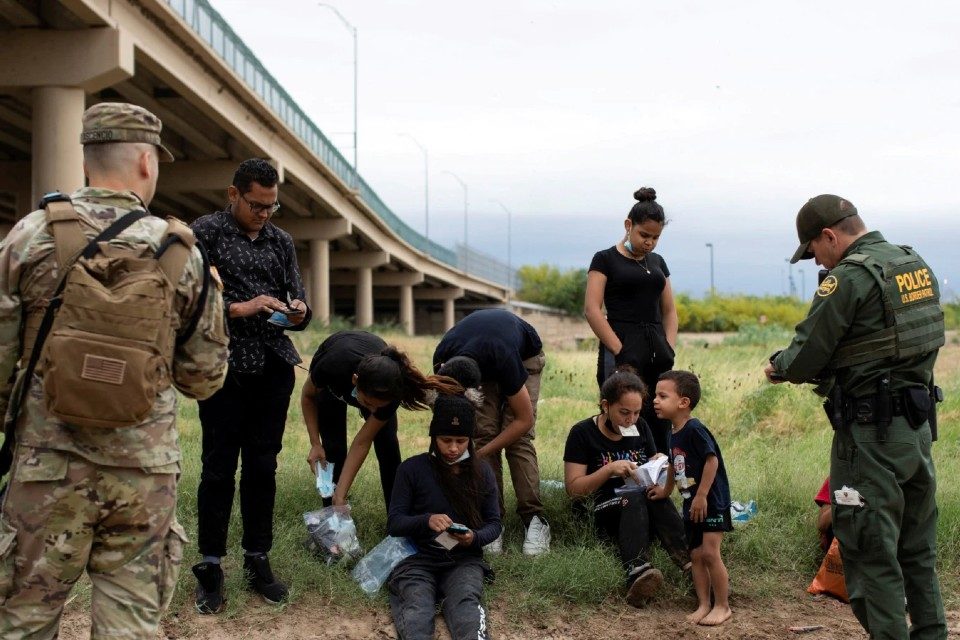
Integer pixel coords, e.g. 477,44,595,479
189,158,312,613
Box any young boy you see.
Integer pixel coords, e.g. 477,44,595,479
649,370,732,626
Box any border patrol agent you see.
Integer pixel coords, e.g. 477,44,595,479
0,103,229,638
764,194,947,640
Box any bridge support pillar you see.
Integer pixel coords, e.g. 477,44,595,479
309,238,330,326
31,87,85,206
356,266,373,328
443,298,455,332
399,284,414,336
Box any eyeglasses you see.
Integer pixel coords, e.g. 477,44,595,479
240,193,281,215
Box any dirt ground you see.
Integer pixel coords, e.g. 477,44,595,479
56,593,960,639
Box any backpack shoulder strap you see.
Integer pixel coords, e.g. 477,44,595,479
154,217,196,287
43,197,86,270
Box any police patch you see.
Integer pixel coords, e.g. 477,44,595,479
817,275,838,297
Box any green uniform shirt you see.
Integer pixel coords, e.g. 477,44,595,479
772,231,938,398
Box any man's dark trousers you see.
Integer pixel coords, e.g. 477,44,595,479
197,350,295,556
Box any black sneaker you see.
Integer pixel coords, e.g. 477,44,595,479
243,553,289,604
192,562,226,614
625,564,663,608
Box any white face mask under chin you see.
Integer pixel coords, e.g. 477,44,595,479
442,450,471,465
618,424,640,437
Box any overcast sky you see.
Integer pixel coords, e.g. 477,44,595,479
209,0,959,299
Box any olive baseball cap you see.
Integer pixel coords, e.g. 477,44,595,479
80,102,175,162
789,194,858,263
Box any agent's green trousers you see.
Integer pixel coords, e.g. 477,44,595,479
830,417,947,640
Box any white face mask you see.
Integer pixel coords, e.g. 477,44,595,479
444,449,471,465
618,424,640,437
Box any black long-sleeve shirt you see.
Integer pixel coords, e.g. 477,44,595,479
191,209,311,373
388,453,502,559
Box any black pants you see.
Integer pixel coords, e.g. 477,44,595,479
593,493,689,575
388,555,490,640
196,351,295,557
314,388,401,508
598,320,675,454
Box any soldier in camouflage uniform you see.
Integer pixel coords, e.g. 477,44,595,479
0,102,229,639
765,195,947,640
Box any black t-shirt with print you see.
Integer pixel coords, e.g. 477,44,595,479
669,418,731,519
563,416,657,503
308,330,399,421
588,246,669,324
433,309,542,397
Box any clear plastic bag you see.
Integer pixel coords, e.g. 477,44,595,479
351,536,418,595
303,505,363,564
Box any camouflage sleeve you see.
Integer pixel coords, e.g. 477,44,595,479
0,227,25,419
772,266,866,383
171,245,229,400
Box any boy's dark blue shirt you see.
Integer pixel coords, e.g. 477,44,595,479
669,418,731,519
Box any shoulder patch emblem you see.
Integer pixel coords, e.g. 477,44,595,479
817,275,838,297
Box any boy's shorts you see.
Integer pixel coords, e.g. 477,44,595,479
685,509,732,550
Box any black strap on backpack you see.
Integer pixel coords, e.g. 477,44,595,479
0,208,149,483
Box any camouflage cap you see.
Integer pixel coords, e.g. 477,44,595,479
80,102,175,162
789,194,858,263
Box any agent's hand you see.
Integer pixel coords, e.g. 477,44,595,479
428,513,454,533
607,459,637,480
763,363,785,384
690,495,708,523
307,443,326,475
646,485,670,501
452,530,475,547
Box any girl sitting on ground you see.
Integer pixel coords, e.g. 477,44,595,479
386,393,501,640
563,368,690,607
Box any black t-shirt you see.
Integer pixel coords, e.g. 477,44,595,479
563,416,657,504
669,418,731,518
433,309,543,397
588,246,670,324
308,330,398,421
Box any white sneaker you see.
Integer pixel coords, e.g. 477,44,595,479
483,534,503,555
522,516,551,556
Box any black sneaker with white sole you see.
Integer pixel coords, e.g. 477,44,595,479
193,562,226,614
243,553,289,604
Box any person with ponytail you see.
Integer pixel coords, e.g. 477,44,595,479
386,393,500,640
302,331,461,508
563,368,689,607
584,187,679,454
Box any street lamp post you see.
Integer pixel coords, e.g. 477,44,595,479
399,133,429,240
799,269,806,297
785,259,797,298
494,201,513,292
443,171,468,272
705,242,715,296
317,3,358,185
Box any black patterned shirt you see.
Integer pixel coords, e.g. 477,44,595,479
191,208,311,373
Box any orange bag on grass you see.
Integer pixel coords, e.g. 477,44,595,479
807,537,849,602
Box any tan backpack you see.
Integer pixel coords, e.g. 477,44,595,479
20,195,195,429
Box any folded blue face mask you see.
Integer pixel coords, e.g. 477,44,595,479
624,239,636,254
351,387,359,400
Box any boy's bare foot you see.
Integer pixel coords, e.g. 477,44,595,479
698,606,732,626
686,606,711,623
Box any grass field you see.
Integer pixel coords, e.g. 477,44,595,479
157,324,960,627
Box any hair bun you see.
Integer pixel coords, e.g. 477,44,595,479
633,187,657,202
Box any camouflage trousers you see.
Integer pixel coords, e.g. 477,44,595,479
0,446,187,639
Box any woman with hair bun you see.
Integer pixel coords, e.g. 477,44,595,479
301,331,462,508
584,186,679,454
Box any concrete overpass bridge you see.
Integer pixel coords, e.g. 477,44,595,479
0,0,511,334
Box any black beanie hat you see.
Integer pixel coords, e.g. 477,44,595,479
429,394,476,438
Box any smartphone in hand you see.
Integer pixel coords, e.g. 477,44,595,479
446,523,469,534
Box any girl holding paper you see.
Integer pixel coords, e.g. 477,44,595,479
563,368,689,607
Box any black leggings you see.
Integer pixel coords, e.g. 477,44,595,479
314,389,401,508
593,493,689,574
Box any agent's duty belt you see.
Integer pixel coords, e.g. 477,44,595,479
846,393,906,425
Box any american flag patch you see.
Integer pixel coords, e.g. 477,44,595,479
81,354,127,385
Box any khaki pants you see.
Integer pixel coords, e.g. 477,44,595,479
0,447,186,640
475,351,545,526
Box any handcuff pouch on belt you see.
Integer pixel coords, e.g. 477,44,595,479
824,381,943,441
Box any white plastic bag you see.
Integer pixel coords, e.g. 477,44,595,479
351,536,418,595
303,505,362,564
